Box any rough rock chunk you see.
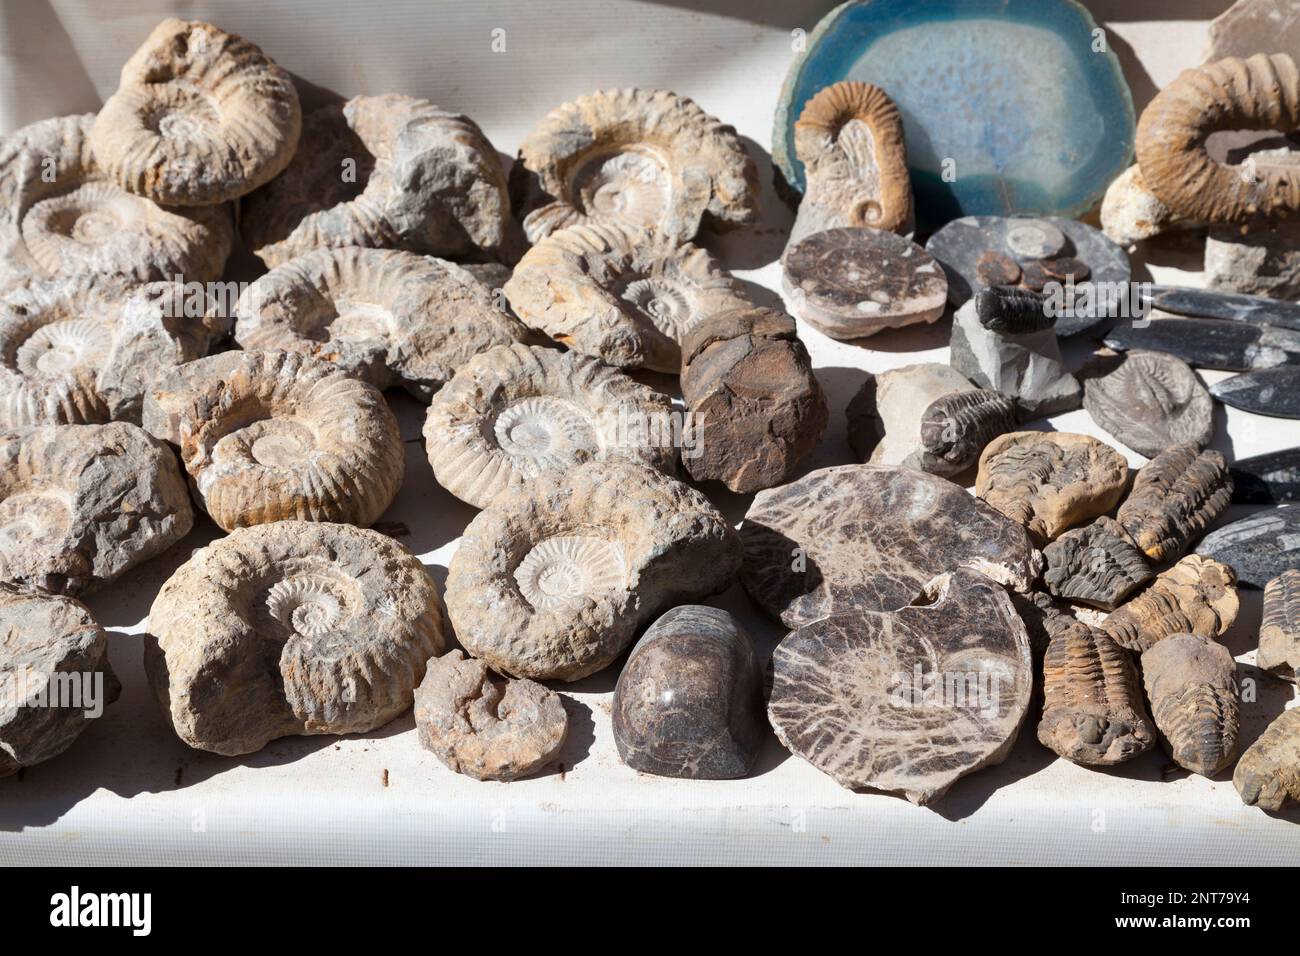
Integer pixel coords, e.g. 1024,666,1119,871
1141,632,1239,777
1234,707,1300,810
1206,0,1300,62
1101,555,1239,653
1099,164,1191,246
1042,517,1153,611
1082,351,1214,458
1206,219,1300,300
1116,444,1232,563
1195,507,1300,588
912,388,1018,477
1258,570,1300,680
842,363,974,467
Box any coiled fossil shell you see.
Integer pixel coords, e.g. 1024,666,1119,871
423,344,677,509
511,88,757,245
1136,54,1300,223
141,349,403,531
242,94,508,266
1141,632,1239,777
504,221,753,372
1043,517,1154,611
90,19,301,206
1116,444,1232,563
1259,570,1300,680
144,521,444,755
0,423,193,594
232,247,528,400
1100,554,1239,654
913,388,1018,477
445,461,741,682
1234,706,1300,811
1082,350,1214,459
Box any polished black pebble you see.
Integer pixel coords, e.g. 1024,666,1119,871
1196,508,1300,589
1210,366,1300,419
1104,318,1300,372
1149,286,1300,334
1232,447,1300,503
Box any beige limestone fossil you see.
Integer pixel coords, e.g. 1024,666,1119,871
414,650,568,781
1100,555,1239,654
1099,164,1193,246
1116,444,1232,563
145,521,443,756
511,88,757,245
90,19,301,206
1234,706,1300,810
843,363,976,468
445,462,741,682
423,344,677,509
242,94,508,266
142,349,403,531
0,422,193,594
504,221,753,372
1141,632,1239,777
1258,570,1300,680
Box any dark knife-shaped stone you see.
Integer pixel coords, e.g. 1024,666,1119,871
1104,318,1300,371
1232,448,1300,504
1211,366,1300,419
1196,508,1300,588
1148,286,1300,334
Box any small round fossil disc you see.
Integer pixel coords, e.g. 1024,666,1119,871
975,251,1020,287
1004,219,1067,259
1083,351,1214,458
782,227,947,339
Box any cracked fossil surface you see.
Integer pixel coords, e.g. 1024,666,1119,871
1234,706,1300,811
1100,555,1239,654
1141,632,1239,777
1115,444,1232,563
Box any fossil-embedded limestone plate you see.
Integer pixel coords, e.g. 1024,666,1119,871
1101,554,1239,653
1141,632,1239,777
1082,351,1214,459
843,362,975,468
1116,444,1232,563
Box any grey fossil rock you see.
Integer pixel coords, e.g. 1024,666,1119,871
1099,164,1193,246
1206,218,1300,301
913,389,1019,477
1082,350,1214,459
1104,317,1300,372
1210,365,1300,418
1259,570,1300,680
1146,284,1300,333
843,363,975,468
1141,632,1239,777
1195,508,1300,587
1116,445,1232,563
1101,555,1239,653
1206,0,1300,62
1233,706,1300,811
1232,446,1300,503
974,287,1055,335
1042,517,1153,611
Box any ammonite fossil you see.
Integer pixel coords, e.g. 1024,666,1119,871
1141,633,1239,777
504,220,753,372
232,247,529,400
1082,351,1214,459
0,423,193,594
1234,707,1300,811
141,349,403,531
1136,53,1300,223
445,462,741,682
241,94,508,266
145,521,444,756
913,388,1018,477
510,88,757,245
1258,570,1300,680
423,344,677,509
1115,444,1232,563
1042,517,1153,611
1100,555,1239,654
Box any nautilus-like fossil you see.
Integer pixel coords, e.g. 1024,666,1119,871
445,461,741,682
0,422,193,595
145,521,444,756
1115,444,1232,563
89,18,301,206
1100,555,1239,654
422,344,677,509
510,88,757,245
241,94,509,266
232,247,529,400
141,349,403,531
504,221,753,372
1141,632,1239,778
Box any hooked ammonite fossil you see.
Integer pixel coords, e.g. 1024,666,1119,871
1115,444,1232,563
445,462,741,682
423,344,677,509
504,221,753,372
1141,632,1239,777
1234,706,1300,811
1042,516,1154,611
1100,555,1239,654
241,94,508,266
141,349,403,531
145,521,444,756
510,88,757,245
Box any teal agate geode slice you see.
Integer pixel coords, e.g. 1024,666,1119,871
774,0,1135,228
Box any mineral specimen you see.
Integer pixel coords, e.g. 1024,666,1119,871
1232,446,1300,503
843,363,975,467
1233,706,1300,811
1116,445,1232,563
1258,570,1300,679
910,388,1018,477
1140,632,1239,777
1104,317,1300,372
1101,555,1239,653
1082,351,1214,459
1211,365,1300,418
1196,508,1300,587
1042,517,1153,611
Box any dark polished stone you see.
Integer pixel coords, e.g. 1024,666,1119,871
1210,366,1300,419
1104,318,1300,372
1232,447,1300,503
1196,508,1300,589
1148,286,1300,333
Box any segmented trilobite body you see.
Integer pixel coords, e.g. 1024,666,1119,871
1259,570,1300,678
1043,516,1154,610
1101,555,1238,653
1233,708,1300,810
1117,444,1232,563
1141,632,1239,777
919,389,1018,470
974,287,1054,334
978,441,1061,528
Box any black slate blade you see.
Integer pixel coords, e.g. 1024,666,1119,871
1210,366,1300,418
1232,447,1300,503
1104,318,1300,371
1148,286,1300,333
1196,507,1300,588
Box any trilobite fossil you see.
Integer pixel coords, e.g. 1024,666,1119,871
1258,570,1300,680
1100,555,1239,654
1141,632,1239,777
974,287,1055,335
914,389,1018,476
1233,707,1300,811
1042,517,1154,611
1116,444,1232,563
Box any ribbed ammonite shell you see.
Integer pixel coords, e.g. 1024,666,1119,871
1141,632,1239,777
144,521,444,756
1100,555,1239,654
422,344,678,509
445,461,741,682
141,349,403,531
89,18,302,206
504,221,753,371
510,88,757,245
241,94,508,266
1115,444,1232,563
232,247,529,399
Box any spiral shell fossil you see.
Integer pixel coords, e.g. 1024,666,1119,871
241,94,508,266
1234,707,1300,811
1258,570,1300,680
1100,555,1239,654
144,521,444,755
1115,444,1232,563
141,349,403,531
89,18,301,206
445,461,741,682
1141,632,1239,777
510,88,757,245
422,344,677,509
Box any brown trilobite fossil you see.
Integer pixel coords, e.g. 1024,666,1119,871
1101,555,1239,654
1116,444,1232,563
1141,632,1239,777
914,388,1018,476
1234,707,1300,811
1042,517,1154,611
1258,570,1300,680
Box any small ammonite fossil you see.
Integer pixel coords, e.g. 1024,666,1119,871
0,423,193,594
89,18,301,206
504,220,753,372
141,349,403,531
913,388,1018,477
0,113,233,293
1141,632,1239,777
1115,444,1232,563
241,94,508,266
1100,555,1239,654
1258,570,1300,680
1234,707,1300,811
445,462,741,682
0,582,121,778
976,432,1130,544
1042,517,1154,611
145,521,444,756
973,287,1056,335
414,650,568,782
510,88,757,245
1136,54,1300,223
422,344,678,509
1082,351,1214,459
232,247,529,400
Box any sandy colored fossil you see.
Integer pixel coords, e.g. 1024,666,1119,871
843,363,975,468
1258,570,1300,680
504,221,752,372
1100,555,1239,654
242,94,508,266
1116,444,1232,563
1083,351,1214,459
912,388,1018,477
1141,632,1239,777
414,649,567,782
141,349,403,531
422,344,678,509
90,18,301,206
445,461,740,682
976,432,1129,544
679,306,827,493
145,521,443,756
1099,164,1192,246
232,247,528,400
1234,706,1300,810
0,422,192,594
1042,517,1154,611
510,88,757,245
